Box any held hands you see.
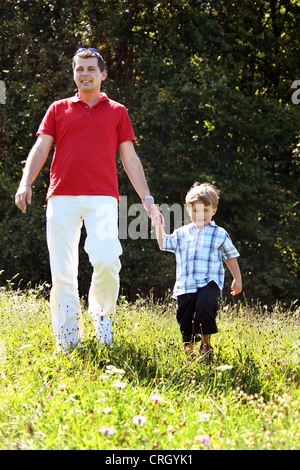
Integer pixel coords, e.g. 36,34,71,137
151,204,164,249
142,197,154,218
142,199,164,227
151,204,163,226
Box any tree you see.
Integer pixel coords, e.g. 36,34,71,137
1,0,299,305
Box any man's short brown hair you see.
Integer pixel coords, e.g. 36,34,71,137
73,49,105,73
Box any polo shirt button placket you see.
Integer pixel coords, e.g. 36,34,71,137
85,105,90,116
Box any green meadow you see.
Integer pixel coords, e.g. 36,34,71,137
0,285,299,450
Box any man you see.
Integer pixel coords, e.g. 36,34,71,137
15,47,155,351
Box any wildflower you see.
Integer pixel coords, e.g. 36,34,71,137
215,365,233,371
47,394,52,400
103,407,112,414
132,415,147,425
278,357,287,363
197,434,211,445
150,393,164,403
112,380,127,389
100,426,114,435
198,412,211,422
105,365,125,375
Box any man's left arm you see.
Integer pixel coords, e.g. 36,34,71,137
119,140,153,216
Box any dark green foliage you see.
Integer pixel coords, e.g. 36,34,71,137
1,0,299,305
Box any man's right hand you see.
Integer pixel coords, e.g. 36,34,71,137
14,134,54,214
15,185,32,213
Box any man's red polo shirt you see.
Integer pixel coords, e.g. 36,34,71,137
37,92,135,200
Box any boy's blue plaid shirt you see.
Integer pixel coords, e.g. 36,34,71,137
162,221,240,299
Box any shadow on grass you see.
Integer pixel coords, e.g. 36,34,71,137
71,336,281,399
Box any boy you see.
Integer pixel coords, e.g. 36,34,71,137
152,182,242,359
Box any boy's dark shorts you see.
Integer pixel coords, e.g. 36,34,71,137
176,281,220,343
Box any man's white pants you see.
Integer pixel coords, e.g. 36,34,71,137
46,196,122,350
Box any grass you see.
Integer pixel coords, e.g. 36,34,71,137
0,284,299,450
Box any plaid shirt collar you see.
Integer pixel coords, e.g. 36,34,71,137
189,220,216,230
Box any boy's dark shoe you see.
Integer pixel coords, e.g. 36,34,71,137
199,343,214,361
183,342,195,357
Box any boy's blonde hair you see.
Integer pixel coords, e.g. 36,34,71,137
186,182,220,208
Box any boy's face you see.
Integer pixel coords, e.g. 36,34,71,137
187,202,217,228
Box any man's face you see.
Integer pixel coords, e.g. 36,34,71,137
73,56,106,92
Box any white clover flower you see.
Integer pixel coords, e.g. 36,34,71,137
216,365,234,371
112,380,127,389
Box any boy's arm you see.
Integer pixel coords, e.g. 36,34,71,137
151,204,165,249
224,257,242,296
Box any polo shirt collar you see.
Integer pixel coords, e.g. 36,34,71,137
70,92,109,103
